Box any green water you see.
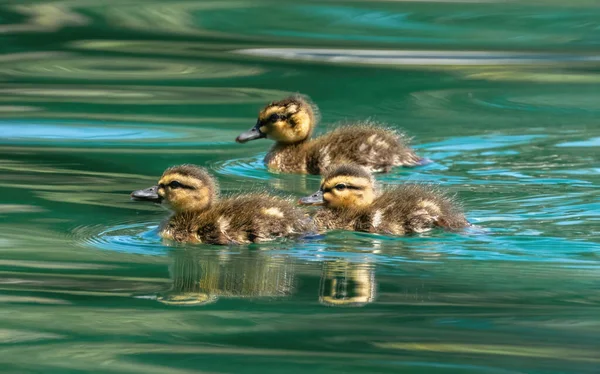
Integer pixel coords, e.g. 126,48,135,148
1,1,599,373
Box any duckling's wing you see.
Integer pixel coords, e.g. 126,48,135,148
211,194,309,243
376,185,468,233
310,123,422,173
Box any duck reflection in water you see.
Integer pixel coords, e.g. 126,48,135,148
319,260,376,307
157,249,295,306
156,246,378,307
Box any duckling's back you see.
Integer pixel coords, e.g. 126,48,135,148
196,193,312,244
364,184,468,234
307,123,422,174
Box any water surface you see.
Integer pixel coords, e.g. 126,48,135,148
0,1,599,373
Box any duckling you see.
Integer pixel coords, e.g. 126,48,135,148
131,164,311,245
299,164,469,235
235,94,423,174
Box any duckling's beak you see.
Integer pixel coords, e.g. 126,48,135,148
299,190,324,206
235,121,266,143
131,185,162,203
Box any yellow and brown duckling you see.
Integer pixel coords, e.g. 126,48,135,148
235,95,423,174
131,164,312,245
299,164,469,235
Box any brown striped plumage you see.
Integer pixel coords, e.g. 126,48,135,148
131,164,312,245
301,164,469,235
236,95,423,174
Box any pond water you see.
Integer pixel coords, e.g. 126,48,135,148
0,1,599,373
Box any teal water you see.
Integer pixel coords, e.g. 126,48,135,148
1,1,600,373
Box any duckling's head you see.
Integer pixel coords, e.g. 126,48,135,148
236,94,320,144
299,164,376,209
131,164,219,213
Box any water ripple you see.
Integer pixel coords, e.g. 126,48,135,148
211,154,271,181
411,87,600,117
235,48,600,66
0,84,291,105
557,137,600,147
1,123,177,141
73,221,168,255
0,56,263,80
0,120,241,146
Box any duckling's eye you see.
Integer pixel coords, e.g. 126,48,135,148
169,181,184,189
335,184,347,191
269,113,286,122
